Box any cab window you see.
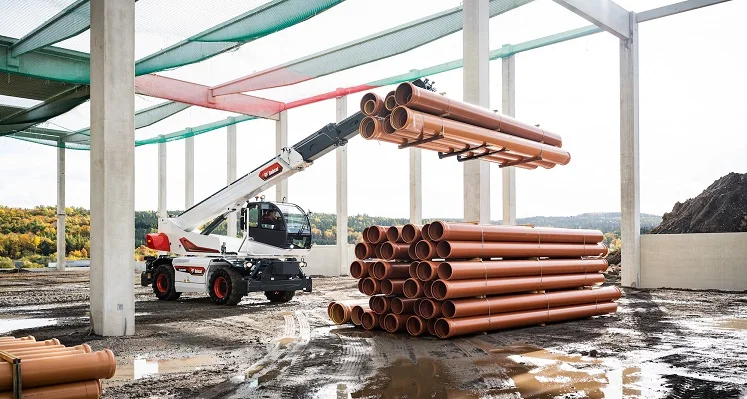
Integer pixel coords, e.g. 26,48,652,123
260,207,285,231
245,204,259,228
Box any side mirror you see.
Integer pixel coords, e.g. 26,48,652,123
239,209,247,231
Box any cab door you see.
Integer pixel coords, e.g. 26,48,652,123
246,203,287,248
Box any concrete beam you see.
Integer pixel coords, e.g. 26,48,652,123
227,124,237,237
335,95,348,275
552,0,630,40
462,0,490,224
409,147,422,224
636,0,731,22
185,136,194,208
620,12,641,288
275,111,289,202
57,145,66,271
89,0,135,336
158,137,167,219
501,53,517,226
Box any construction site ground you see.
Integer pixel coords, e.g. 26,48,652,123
1,269,745,399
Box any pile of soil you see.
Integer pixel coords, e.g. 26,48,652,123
651,172,747,234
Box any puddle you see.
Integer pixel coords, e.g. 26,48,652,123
113,355,219,381
353,358,479,399
0,317,57,333
714,318,747,331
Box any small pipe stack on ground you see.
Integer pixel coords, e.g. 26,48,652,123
358,83,572,169
0,336,116,398
329,223,620,338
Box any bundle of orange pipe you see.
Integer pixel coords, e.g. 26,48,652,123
330,222,620,338
0,336,116,398
358,83,571,169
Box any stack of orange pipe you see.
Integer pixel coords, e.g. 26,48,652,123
0,336,116,398
358,83,571,169
331,222,620,338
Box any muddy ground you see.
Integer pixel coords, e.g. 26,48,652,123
1,269,746,399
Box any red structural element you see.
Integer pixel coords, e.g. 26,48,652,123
179,237,219,253
145,232,170,252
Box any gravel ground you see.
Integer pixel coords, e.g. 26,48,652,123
1,269,746,398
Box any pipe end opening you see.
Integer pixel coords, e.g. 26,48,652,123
435,241,451,259
431,280,447,300
434,319,450,339
391,106,409,130
394,83,414,107
441,301,456,318
437,262,453,280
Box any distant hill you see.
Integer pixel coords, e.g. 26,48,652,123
652,172,747,234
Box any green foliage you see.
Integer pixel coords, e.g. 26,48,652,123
0,256,13,268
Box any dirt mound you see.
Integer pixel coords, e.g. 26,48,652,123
651,173,747,234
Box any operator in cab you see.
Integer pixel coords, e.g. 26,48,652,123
261,209,284,230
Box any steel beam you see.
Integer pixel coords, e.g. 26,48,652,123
637,0,731,22
620,12,640,288
552,0,630,40
11,0,91,58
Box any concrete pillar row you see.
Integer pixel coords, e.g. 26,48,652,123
409,147,422,224
276,111,289,202
89,0,136,336
501,54,517,225
227,124,237,237
56,144,66,271
185,136,195,209
158,137,167,219
462,0,491,224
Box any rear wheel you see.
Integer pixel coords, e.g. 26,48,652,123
265,290,295,303
209,268,245,306
152,264,181,301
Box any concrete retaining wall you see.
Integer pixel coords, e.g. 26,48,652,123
304,244,356,276
641,232,747,291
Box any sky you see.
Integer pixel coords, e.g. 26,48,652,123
0,0,745,220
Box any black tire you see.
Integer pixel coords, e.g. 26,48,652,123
265,290,295,303
209,268,245,306
152,264,181,301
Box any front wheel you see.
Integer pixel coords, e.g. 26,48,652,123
152,264,181,301
265,290,295,303
209,268,245,306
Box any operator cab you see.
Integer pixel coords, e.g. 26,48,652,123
240,201,312,250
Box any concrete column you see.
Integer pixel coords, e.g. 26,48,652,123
158,137,167,218
56,144,66,271
275,111,289,202
335,95,348,275
409,147,422,224
89,0,135,336
185,136,194,209
620,12,640,288
462,0,490,224
501,54,517,225
227,124,237,237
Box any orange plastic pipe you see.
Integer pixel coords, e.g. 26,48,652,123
381,279,407,296
0,350,116,390
402,224,422,243
442,286,622,318
384,90,397,112
426,318,438,336
0,380,101,399
371,261,411,280
431,273,605,300
415,240,438,260
329,300,369,324
403,278,424,299
436,241,608,259
422,224,431,241
369,295,393,315
7,344,91,357
407,244,418,261
434,302,618,338
378,313,389,330
391,297,419,315
380,242,411,261
423,281,435,299
362,227,371,243
361,277,382,296
383,313,410,333
438,258,609,280
360,310,380,331
360,92,387,117
386,226,405,243
419,299,443,319
408,261,420,279
406,315,427,336
14,349,90,361
0,339,60,350
367,225,388,244
354,242,374,260
394,82,563,147
416,261,440,281
391,106,570,165
374,243,384,260
0,336,34,342
350,260,373,279
413,298,425,318
351,304,369,326
428,222,604,244
357,279,365,294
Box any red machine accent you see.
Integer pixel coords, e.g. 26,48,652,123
259,162,283,180
146,233,171,252
179,237,220,253
174,266,206,276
